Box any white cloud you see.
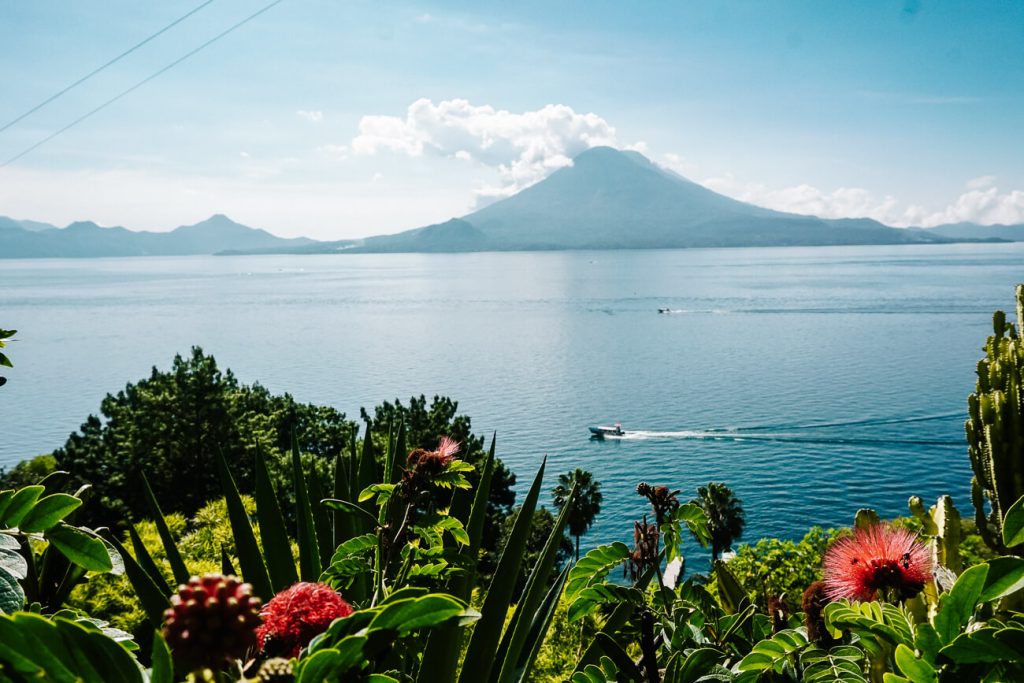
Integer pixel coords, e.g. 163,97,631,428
660,152,697,177
701,173,1024,227
296,110,323,123
351,98,626,199
919,187,1024,226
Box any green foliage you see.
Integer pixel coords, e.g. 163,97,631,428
52,347,356,528
363,395,518,568
726,526,838,611
0,611,161,683
0,328,14,387
0,477,119,615
691,482,746,560
0,455,57,490
966,284,1024,556
553,468,603,561
67,500,234,637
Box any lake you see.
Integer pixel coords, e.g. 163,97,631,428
2,243,1021,564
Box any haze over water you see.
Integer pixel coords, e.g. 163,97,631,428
3,242,1020,563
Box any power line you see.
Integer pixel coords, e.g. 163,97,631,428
1,0,285,168
0,0,216,134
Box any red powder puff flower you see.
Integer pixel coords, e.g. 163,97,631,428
823,525,931,602
402,436,462,498
256,582,354,658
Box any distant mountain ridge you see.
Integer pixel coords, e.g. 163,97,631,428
290,147,997,255
2,147,1019,258
924,222,1024,241
0,214,312,258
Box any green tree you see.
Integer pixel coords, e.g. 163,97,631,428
52,347,356,528
552,468,603,561
724,526,836,611
0,328,14,386
691,482,745,560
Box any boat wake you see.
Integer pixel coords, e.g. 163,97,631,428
609,412,966,448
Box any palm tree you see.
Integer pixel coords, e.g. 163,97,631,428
552,468,603,562
691,482,745,560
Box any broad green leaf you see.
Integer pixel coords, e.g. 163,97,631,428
254,444,298,591
296,648,347,682
677,647,726,683
0,548,27,580
0,566,25,614
933,563,987,644
978,556,1024,602
894,643,936,682
1002,494,1024,547
714,559,749,614
54,616,145,683
140,474,190,586
0,491,15,523
358,483,397,504
2,485,44,527
368,594,478,636
213,447,273,600
45,524,112,572
940,626,1024,664
18,493,81,532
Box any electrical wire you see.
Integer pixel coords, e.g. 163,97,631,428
1,0,285,168
0,0,216,134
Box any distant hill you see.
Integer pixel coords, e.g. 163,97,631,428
0,214,313,258
307,147,957,254
926,222,1024,241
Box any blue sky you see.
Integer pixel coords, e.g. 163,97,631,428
0,0,1021,239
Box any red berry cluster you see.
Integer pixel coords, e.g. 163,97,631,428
162,574,262,670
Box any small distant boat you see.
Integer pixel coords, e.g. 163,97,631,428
590,423,625,439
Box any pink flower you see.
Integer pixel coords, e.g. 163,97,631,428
256,582,354,658
823,525,931,602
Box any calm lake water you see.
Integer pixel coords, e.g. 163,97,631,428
2,244,1021,565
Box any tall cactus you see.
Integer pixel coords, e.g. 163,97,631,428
966,284,1024,556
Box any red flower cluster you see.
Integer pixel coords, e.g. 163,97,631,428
256,582,354,658
823,525,931,602
162,574,262,671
